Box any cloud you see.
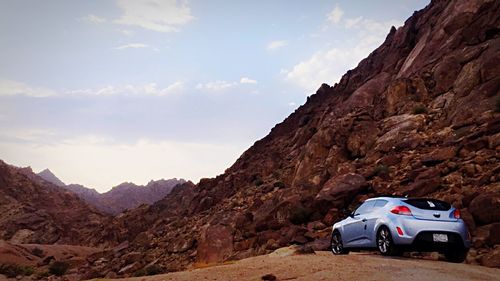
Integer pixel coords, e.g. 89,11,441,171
285,18,401,92
240,77,258,84
114,0,194,33
0,79,56,97
119,29,134,36
327,5,344,24
113,43,149,50
70,81,185,96
79,14,107,24
196,80,237,91
267,40,287,51
139,81,185,96
345,16,363,28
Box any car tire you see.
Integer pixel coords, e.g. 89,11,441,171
376,226,401,256
331,231,349,255
444,247,468,263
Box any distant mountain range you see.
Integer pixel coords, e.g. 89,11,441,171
37,168,186,214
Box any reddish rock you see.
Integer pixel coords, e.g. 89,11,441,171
469,193,500,225
197,225,233,264
315,173,367,207
421,147,456,166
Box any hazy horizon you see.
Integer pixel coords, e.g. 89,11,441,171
0,0,429,192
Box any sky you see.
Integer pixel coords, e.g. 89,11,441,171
0,0,429,192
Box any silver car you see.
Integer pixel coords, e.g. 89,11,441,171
330,197,471,262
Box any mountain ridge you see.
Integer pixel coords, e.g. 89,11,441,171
37,169,186,214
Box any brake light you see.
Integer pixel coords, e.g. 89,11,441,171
390,205,412,216
453,209,461,219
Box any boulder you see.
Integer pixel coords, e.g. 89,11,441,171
469,193,500,225
315,173,367,208
197,224,233,264
402,168,441,197
480,246,500,268
167,237,195,253
421,147,456,166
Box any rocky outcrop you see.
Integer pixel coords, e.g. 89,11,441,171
0,161,108,245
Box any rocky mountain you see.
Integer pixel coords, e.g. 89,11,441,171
37,169,65,187
37,169,186,214
0,160,108,245
97,179,187,214
84,0,499,276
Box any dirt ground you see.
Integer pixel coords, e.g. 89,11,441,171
106,250,500,281
0,241,100,267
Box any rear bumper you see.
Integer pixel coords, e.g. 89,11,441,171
386,216,470,250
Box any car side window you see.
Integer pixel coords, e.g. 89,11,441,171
374,199,388,208
354,201,376,215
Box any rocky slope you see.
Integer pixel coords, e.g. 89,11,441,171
37,169,186,214
82,0,500,277
0,161,108,245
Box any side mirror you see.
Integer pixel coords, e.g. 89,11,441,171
341,209,353,218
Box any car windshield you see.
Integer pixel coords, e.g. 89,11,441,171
404,198,451,211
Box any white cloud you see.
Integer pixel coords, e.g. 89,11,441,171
114,0,194,33
285,18,401,92
267,40,288,50
196,80,237,91
240,77,258,84
345,16,363,28
79,14,107,24
327,5,344,24
113,43,149,50
72,81,185,96
0,79,56,97
137,81,185,96
119,29,134,36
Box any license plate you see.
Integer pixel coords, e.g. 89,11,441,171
433,233,448,242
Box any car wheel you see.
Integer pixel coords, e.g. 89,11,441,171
331,231,349,255
376,226,401,256
444,247,468,263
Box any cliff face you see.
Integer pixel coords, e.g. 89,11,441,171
0,161,109,245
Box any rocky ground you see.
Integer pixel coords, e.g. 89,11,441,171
97,247,500,281
0,241,101,280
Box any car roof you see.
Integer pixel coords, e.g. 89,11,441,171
364,196,405,202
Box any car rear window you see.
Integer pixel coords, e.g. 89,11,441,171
404,198,451,211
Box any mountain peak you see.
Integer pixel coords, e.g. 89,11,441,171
37,168,65,187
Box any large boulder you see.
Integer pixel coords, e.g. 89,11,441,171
197,224,233,264
375,114,426,152
315,173,367,208
469,193,500,225
402,168,441,197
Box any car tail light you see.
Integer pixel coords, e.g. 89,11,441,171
390,205,412,216
453,209,461,219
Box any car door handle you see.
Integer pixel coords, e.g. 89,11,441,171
362,218,367,222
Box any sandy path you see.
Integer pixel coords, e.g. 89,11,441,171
105,251,500,281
